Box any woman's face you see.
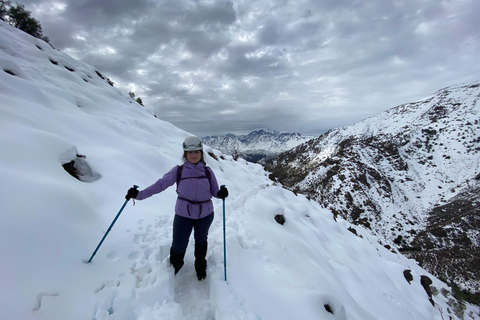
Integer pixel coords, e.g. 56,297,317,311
186,150,202,164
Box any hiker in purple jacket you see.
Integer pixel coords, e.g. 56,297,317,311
125,136,228,280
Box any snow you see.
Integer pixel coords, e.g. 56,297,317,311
0,21,478,320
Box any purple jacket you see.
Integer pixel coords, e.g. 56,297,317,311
136,162,220,219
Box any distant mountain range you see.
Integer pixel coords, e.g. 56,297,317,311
265,81,480,300
202,129,315,163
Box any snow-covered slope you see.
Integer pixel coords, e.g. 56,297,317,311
265,81,480,297
0,21,478,320
203,129,315,163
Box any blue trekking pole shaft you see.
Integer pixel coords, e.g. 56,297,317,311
86,185,138,263
222,185,227,281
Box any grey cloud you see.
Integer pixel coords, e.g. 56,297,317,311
183,1,236,27
64,0,152,25
20,0,480,137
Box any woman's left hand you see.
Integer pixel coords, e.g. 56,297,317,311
217,186,228,199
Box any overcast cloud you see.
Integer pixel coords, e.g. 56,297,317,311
21,0,480,137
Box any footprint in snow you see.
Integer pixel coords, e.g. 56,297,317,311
32,292,59,312
107,250,119,261
128,250,141,260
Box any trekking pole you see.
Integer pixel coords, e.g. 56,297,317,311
222,185,227,281
85,185,138,264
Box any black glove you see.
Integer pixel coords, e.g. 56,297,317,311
217,186,228,199
125,187,139,200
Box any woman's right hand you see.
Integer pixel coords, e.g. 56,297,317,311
125,187,139,200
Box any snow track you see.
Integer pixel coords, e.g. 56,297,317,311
89,181,268,320
174,267,214,320
91,202,216,319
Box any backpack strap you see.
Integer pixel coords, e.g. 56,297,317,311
204,166,211,184
176,165,183,190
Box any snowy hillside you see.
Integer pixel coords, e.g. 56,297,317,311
202,129,315,163
1,21,479,320
265,81,480,300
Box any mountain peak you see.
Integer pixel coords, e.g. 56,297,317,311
203,129,315,163
249,128,280,135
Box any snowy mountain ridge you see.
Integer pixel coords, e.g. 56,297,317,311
202,129,315,163
265,81,480,299
1,21,479,320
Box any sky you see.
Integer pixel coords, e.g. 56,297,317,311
20,0,480,137
1,22,477,319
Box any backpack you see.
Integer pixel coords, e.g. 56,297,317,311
176,164,212,191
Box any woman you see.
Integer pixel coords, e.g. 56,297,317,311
125,136,228,280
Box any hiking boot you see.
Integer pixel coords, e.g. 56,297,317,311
194,242,208,280
170,248,185,274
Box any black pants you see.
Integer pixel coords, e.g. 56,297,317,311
171,212,214,253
